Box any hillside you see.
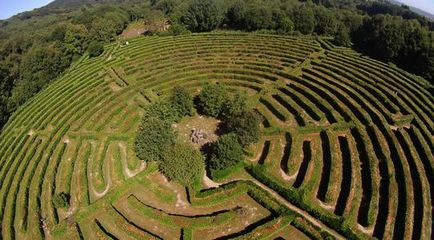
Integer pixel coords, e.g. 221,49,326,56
0,32,432,239
45,0,143,9
389,0,434,19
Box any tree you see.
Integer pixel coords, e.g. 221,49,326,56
277,17,294,34
314,6,338,36
292,4,315,34
64,23,89,57
52,192,70,208
220,91,249,120
89,18,115,41
181,0,223,32
209,133,243,171
87,41,104,57
143,100,180,124
134,117,176,162
334,24,351,47
225,110,262,146
170,86,194,117
50,26,66,41
160,142,204,187
226,0,247,29
167,23,191,35
195,83,226,117
337,10,363,34
244,5,274,31
156,0,178,15
353,14,405,61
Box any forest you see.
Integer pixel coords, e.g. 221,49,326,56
0,0,433,130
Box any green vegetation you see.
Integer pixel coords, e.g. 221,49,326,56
136,83,260,185
333,24,351,47
160,142,204,187
170,86,194,118
209,133,244,172
52,192,70,208
1,0,434,132
142,100,180,124
181,0,223,32
225,110,262,147
87,41,104,57
195,83,226,118
221,91,249,119
134,117,175,162
0,0,433,238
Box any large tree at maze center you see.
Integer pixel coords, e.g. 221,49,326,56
209,133,243,172
134,116,176,162
160,142,205,187
195,83,226,118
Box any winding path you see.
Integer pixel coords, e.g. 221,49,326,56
203,172,346,240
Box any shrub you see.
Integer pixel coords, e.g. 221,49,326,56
220,91,249,120
87,41,104,57
277,17,294,34
52,192,70,208
334,24,351,47
225,110,262,146
168,23,191,35
170,86,194,118
134,117,176,162
160,142,204,187
292,4,315,34
209,133,243,171
143,100,180,124
195,83,226,117
181,0,223,32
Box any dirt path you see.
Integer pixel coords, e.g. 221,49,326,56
202,173,221,188
247,177,346,240
118,142,146,178
357,223,374,235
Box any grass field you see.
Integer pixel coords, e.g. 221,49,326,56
0,32,433,239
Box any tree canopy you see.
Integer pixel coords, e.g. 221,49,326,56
170,86,194,118
195,83,226,118
181,0,223,32
134,117,176,162
87,41,104,57
160,142,204,187
209,133,244,172
225,110,262,147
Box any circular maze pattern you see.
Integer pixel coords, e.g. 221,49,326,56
0,32,433,239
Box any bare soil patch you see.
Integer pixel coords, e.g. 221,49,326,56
172,115,220,149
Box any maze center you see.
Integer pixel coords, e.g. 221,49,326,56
0,32,433,239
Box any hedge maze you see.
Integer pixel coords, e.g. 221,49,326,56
0,32,433,239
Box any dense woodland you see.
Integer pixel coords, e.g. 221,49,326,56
0,0,433,130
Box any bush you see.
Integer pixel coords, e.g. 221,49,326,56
87,41,104,57
168,23,191,35
220,91,249,120
195,83,226,117
292,4,315,34
334,24,351,47
170,86,194,118
209,133,243,171
181,0,223,32
225,110,262,146
143,100,180,124
277,17,294,34
160,142,204,187
134,117,176,162
52,192,70,208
